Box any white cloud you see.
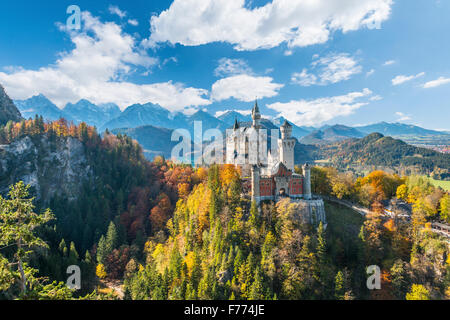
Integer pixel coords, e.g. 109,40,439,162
291,53,362,86
109,5,127,19
422,76,450,89
128,19,139,26
366,69,375,77
266,88,374,126
211,74,283,102
292,69,318,87
392,72,425,85
0,12,210,112
383,60,396,66
146,0,393,51
395,112,411,121
370,95,382,101
214,58,252,77
162,57,178,66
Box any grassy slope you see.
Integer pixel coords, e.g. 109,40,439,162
425,176,450,191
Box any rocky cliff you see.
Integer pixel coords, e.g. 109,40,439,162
0,84,22,126
0,135,92,201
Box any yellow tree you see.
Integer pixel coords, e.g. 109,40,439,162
220,164,240,188
411,198,428,236
178,183,191,199
96,264,107,279
440,194,449,223
406,284,430,300
396,184,408,201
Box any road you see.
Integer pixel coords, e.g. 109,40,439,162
320,194,450,241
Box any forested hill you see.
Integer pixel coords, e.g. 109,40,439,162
0,118,198,297
0,84,22,126
112,125,180,160
314,133,450,178
1,117,448,300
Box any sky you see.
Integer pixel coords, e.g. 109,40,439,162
0,0,449,130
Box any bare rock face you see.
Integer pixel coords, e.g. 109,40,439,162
217,269,231,285
0,135,92,202
0,84,22,126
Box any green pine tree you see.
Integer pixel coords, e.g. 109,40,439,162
0,182,54,294
334,271,345,300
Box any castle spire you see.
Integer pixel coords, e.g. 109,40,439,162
252,99,261,129
252,99,260,119
233,118,240,130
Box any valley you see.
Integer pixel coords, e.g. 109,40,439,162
0,85,449,301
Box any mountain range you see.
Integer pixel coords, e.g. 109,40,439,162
101,104,230,138
356,122,446,137
65,99,121,128
15,95,121,128
9,93,450,147
217,112,313,139
1,88,448,178
15,94,66,121
272,116,312,138
216,111,252,126
300,125,365,145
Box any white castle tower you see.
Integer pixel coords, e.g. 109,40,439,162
252,100,261,129
278,120,296,172
250,100,262,167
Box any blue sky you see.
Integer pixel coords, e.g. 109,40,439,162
0,0,449,130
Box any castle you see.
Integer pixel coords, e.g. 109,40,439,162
225,101,326,225
226,101,314,202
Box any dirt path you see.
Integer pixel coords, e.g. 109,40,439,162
101,280,124,299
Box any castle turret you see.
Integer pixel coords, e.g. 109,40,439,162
226,119,241,165
233,118,240,131
302,163,312,200
278,120,295,172
252,100,261,129
251,165,260,204
280,120,292,139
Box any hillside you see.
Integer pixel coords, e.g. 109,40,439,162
315,133,450,178
0,135,91,201
112,125,181,160
0,84,22,126
1,119,448,301
0,117,181,265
